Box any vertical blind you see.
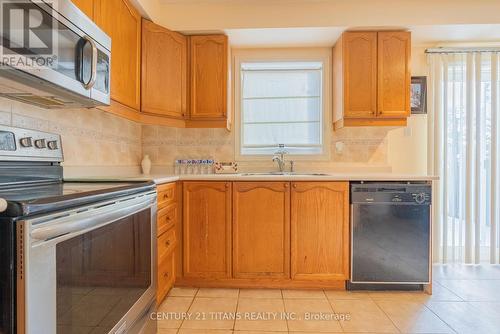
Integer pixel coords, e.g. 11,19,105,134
429,52,500,264
240,62,323,155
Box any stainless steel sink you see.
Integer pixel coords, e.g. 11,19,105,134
240,172,330,176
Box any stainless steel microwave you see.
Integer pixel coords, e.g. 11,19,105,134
0,0,111,108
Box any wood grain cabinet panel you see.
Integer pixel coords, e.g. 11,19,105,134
233,182,290,279
189,35,228,120
71,0,94,18
183,182,232,279
343,32,377,118
291,182,350,281
333,30,411,128
142,19,187,119
377,31,411,118
94,0,141,111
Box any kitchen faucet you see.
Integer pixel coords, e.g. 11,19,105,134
272,144,289,172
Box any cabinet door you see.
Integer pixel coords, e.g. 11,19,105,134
183,182,232,278
142,20,187,119
94,0,141,110
377,31,411,118
233,182,290,279
71,0,94,18
343,32,377,118
291,182,350,281
189,35,228,119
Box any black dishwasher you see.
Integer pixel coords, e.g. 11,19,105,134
349,182,431,289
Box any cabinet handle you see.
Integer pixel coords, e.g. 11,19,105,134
163,272,169,278
166,216,171,221
292,184,297,188
165,240,171,246
284,183,289,188
225,183,230,188
163,193,169,199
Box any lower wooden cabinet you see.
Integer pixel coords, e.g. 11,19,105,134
233,182,290,279
156,182,178,305
291,182,350,280
183,182,232,279
176,181,350,289
157,251,175,304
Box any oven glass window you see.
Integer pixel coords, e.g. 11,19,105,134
55,209,151,333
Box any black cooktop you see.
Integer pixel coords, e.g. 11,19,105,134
0,181,156,218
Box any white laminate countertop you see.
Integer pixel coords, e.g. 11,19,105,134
65,173,438,184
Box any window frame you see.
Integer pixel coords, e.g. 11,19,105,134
233,48,332,161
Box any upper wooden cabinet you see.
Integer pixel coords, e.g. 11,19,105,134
71,0,93,18
94,0,142,112
183,182,232,279
291,182,350,281
333,31,411,129
233,182,290,279
189,35,228,121
142,20,187,119
377,31,411,118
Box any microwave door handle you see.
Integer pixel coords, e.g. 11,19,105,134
81,36,98,89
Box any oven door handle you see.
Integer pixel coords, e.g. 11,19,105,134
30,196,154,244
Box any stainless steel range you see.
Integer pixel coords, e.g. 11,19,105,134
0,125,157,334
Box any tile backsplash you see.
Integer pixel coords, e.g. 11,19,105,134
142,124,394,173
0,97,142,167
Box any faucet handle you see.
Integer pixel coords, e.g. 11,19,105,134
290,161,295,173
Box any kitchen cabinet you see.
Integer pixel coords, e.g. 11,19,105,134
232,182,290,279
94,0,142,113
377,31,411,118
291,182,350,281
156,182,178,304
188,35,228,124
183,182,232,279
142,19,187,120
71,0,93,18
333,31,411,128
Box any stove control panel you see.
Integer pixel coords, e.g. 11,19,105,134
0,125,63,162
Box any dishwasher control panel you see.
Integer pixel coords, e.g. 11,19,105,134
351,182,432,205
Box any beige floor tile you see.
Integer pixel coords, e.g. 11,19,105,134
157,329,179,334
158,297,195,329
438,279,500,301
197,288,240,298
284,298,343,332
181,298,238,330
282,289,326,299
234,298,287,332
324,290,371,301
426,301,500,334
169,287,199,297
331,299,399,333
238,289,283,299
178,330,233,334
375,300,454,333
368,285,463,304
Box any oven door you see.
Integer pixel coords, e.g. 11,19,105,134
18,191,157,334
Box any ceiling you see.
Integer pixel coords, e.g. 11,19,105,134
223,24,500,48
134,0,500,47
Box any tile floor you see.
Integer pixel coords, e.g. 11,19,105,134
157,265,500,334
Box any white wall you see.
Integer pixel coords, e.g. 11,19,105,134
387,46,429,174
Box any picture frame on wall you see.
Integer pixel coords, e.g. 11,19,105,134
411,76,427,114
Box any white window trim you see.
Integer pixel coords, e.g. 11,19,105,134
233,48,332,161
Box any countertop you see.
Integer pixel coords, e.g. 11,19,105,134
65,173,438,184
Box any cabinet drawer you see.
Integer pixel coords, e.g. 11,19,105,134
158,204,177,237
157,251,175,304
158,227,176,261
157,183,176,209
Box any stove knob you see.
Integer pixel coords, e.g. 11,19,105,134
20,137,33,147
414,193,426,204
34,139,46,149
47,140,59,150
